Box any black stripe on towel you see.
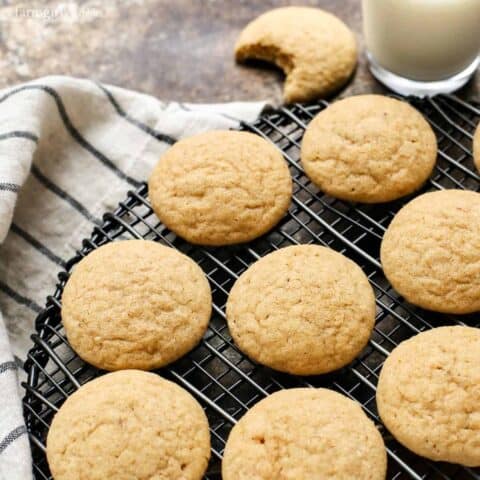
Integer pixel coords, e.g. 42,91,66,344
95,82,177,145
0,361,17,375
0,84,140,187
0,131,38,143
10,223,66,268
0,183,20,193
31,165,101,226
0,281,42,313
0,129,38,194
0,426,27,454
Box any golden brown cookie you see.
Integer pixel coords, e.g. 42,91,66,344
62,240,211,370
222,388,387,479
381,189,480,314
47,370,211,480
301,95,437,203
235,7,357,103
474,122,480,172
226,245,376,375
148,130,292,246
377,326,480,466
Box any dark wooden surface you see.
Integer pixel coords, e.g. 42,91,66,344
0,0,478,104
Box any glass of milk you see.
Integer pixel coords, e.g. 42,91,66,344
362,0,480,96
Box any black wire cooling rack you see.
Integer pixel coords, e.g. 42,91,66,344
23,94,480,480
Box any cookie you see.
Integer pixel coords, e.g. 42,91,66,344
222,388,387,479
235,7,357,103
381,189,480,314
474,122,480,172
301,95,437,203
148,130,292,246
47,370,211,480
377,326,480,466
62,240,211,370
226,245,376,375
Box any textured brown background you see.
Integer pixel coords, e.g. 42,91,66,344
0,0,478,104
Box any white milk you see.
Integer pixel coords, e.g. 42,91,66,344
363,0,480,81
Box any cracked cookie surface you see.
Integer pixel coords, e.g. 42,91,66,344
226,245,376,375
222,388,387,480
301,95,437,203
474,122,480,173
47,370,211,480
377,326,480,466
381,189,480,313
148,130,292,246
62,240,211,370
235,7,357,103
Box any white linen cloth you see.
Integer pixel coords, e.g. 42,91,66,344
0,75,265,480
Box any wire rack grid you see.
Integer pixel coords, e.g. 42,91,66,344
23,94,480,480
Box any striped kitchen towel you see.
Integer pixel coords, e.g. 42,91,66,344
0,75,265,480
